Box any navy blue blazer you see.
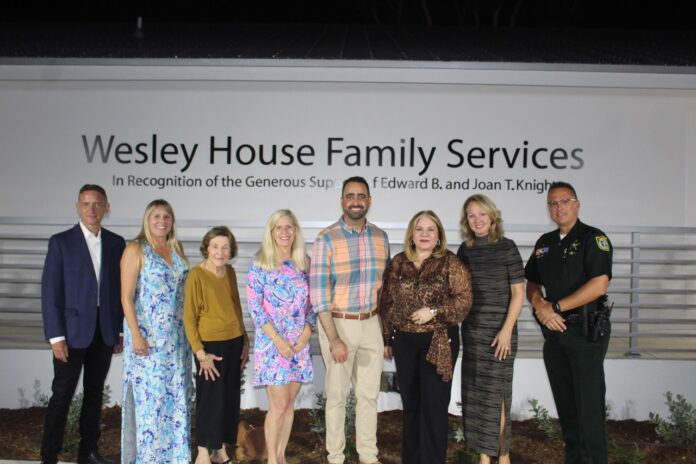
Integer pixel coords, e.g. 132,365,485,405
41,224,126,348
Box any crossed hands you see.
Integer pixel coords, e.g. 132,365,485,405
535,301,566,333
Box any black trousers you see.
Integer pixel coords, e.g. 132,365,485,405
393,326,460,464
40,323,113,462
194,337,244,449
543,322,611,464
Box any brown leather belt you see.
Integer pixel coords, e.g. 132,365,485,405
331,308,379,320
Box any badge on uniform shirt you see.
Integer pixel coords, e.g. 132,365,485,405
595,235,610,252
535,247,549,258
562,240,582,259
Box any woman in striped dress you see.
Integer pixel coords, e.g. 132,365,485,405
457,194,525,464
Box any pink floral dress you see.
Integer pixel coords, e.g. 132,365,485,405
246,260,314,386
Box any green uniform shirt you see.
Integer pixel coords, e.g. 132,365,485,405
524,220,612,310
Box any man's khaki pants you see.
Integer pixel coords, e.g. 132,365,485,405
318,315,384,464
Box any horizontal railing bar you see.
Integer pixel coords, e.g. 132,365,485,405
595,318,696,324
615,259,696,265
0,308,41,313
617,348,696,353
0,278,39,284
0,320,43,327
516,318,696,325
608,288,696,295
605,303,696,310
608,332,696,338
0,294,40,299
0,249,47,256
0,264,43,270
617,244,696,250
612,273,696,280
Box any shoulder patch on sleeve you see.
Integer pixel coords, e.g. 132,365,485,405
535,246,549,258
595,235,610,252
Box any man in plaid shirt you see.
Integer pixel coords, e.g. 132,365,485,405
310,176,390,464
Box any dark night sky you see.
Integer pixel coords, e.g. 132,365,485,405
2,1,695,64
4,1,696,28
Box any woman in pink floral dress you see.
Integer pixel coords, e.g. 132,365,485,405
246,209,314,464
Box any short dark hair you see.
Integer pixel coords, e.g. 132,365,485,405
199,226,237,259
342,176,370,196
78,184,107,201
548,181,577,198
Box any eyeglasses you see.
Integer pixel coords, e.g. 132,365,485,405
547,198,578,208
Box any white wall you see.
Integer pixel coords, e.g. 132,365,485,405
3,349,695,421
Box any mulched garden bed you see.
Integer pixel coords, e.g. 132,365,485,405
0,406,693,463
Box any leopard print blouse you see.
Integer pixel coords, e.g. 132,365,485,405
379,250,473,381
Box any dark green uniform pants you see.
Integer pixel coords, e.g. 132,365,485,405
543,322,610,464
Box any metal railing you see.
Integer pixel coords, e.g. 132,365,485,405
1,217,695,359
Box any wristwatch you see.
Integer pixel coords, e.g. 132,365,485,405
552,301,562,315
429,307,439,316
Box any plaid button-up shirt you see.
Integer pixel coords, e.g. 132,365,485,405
310,217,390,314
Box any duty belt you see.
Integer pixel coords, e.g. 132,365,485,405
563,311,595,324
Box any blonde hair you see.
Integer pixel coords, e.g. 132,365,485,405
460,194,505,247
404,210,448,262
256,209,308,272
136,199,188,264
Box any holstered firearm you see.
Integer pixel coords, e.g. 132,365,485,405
588,294,613,342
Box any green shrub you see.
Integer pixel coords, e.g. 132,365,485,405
62,385,113,452
17,379,111,453
308,392,327,440
648,391,696,445
452,448,479,464
308,389,357,458
450,401,465,443
528,398,561,440
17,379,49,408
610,443,644,464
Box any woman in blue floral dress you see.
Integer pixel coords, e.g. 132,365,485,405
246,209,315,464
120,199,192,464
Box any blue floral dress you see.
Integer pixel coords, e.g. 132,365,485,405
246,260,315,386
121,242,192,464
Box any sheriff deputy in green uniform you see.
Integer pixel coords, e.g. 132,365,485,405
524,181,613,464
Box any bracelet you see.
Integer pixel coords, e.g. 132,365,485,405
429,307,439,316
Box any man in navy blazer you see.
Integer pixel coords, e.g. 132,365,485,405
40,184,126,464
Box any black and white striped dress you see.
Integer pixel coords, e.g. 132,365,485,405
457,236,525,457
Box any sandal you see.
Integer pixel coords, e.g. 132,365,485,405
211,458,232,464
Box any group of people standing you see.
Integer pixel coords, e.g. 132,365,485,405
39,176,612,464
